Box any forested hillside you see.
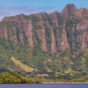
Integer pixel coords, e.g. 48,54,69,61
0,4,88,80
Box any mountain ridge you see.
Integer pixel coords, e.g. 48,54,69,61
0,4,88,78
1,4,88,54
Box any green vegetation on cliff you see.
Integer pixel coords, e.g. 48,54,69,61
0,72,41,84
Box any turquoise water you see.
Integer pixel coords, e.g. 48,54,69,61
0,83,88,88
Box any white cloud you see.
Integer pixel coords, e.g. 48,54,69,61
0,6,57,21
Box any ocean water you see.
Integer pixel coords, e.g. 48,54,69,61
0,83,88,88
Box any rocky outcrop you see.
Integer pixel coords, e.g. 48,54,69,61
51,28,57,54
27,21,34,47
61,26,70,51
62,4,82,18
80,8,88,17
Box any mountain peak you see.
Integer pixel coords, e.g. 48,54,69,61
62,4,81,17
65,4,76,9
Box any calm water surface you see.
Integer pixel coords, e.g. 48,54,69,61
0,83,88,88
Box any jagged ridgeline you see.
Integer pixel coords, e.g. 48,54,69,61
0,4,88,78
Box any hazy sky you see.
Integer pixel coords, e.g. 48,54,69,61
0,0,88,8
0,0,88,20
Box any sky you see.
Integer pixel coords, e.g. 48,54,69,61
0,0,88,20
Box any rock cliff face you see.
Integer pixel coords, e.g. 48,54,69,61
1,4,88,55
